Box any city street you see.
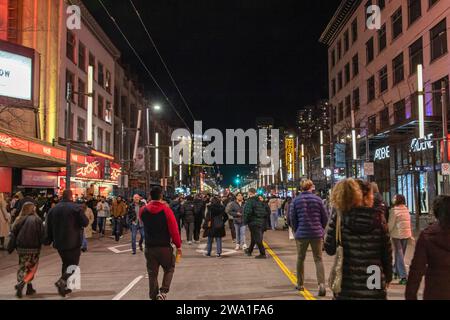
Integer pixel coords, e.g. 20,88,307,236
0,226,422,300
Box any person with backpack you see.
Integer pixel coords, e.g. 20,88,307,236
243,188,267,259
10,202,44,298
193,195,205,244
203,197,228,258
181,196,195,245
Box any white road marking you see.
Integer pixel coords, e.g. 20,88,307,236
112,275,144,300
195,244,238,256
107,243,141,254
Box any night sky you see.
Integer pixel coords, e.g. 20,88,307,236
82,0,342,185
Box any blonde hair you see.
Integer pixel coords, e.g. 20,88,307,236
12,202,37,228
331,178,363,213
300,179,314,192
0,193,5,205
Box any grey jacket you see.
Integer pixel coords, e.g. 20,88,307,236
225,201,245,225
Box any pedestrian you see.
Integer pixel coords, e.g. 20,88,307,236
371,182,389,221
268,196,280,230
181,196,195,245
193,195,205,244
96,196,110,236
86,194,98,232
128,194,146,254
81,202,95,252
45,190,89,297
169,195,182,234
325,179,392,300
406,195,450,300
225,192,247,251
0,193,11,250
140,187,182,300
203,197,228,258
111,196,127,242
258,195,271,238
290,179,328,296
14,192,37,221
10,202,44,298
388,194,412,285
243,188,267,259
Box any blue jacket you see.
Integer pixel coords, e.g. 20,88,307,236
290,192,329,239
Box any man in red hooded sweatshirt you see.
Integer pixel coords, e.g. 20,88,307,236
139,187,182,300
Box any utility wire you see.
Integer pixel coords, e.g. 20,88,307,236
129,0,196,122
97,0,191,132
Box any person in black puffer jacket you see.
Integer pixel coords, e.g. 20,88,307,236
325,179,392,300
203,197,228,257
11,202,44,298
181,196,196,244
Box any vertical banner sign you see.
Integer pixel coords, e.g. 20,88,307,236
285,138,295,181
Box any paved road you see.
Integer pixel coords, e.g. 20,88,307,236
0,227,422,300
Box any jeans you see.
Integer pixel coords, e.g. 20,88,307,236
81,232,87,250
248,224,265,256
295,238,326,287
185,222,194,242
131,223,145,253
393,238,408,279
194,215,203,242
234,223,246,246
112,217,123,241
206,237,223,255
270,212,278,230
144,247,175,300
97,217,106,235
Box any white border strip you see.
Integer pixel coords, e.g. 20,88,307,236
112,275,144,300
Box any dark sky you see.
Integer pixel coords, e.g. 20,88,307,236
82,0,341,185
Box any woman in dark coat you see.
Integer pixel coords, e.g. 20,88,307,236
406,195,450,300
203,197,228,258
325,179,392,300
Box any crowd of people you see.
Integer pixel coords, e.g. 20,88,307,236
0,177,449,301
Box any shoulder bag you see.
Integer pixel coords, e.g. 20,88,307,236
328,211,344,295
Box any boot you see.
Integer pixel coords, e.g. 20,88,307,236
55,279,67,297
26,283,36,296
15,282,25,298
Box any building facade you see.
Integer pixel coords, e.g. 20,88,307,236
320,0,450,214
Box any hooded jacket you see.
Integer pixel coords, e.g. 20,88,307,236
406,223,450,300
139,201,181,249
325,207,392,300
388,205,412,239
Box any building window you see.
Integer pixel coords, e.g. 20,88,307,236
392,53,404,85
392,8,403,40
338,71,343,91
353,88,360,110
378,0,385,10
345,95,351,118
365,0,372,29
105,131,111,154
378,24,387,53
105,101,112,124
331,79,336,97
331,49,336,67
98,95,104,120
333,107,337,125
66,30,76,62
351,18,358,43
394,99,406,123
89,53,96,80
344,63,350,84
65,70,75,103
78,42,86,72
379,65,388,94
408,0,422,26
432,76,449,117
430,19,448,62
368,115,377,135
338,102,344,122
97,127,103,152
429,0,439,8
352,54,359,77
78,79,86,109
344,30,350,53
367,76,375,102
366,37,374,64
379,107,390,129
337,40,342,60
77,117,86,142
106,70,112,93
409,37,423,75
98,62,105,87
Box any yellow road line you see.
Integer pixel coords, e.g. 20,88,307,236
263,241,316,301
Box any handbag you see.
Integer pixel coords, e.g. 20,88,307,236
328,211,344,295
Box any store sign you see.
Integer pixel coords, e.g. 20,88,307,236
0,167,12,193
411,134,434,153
22,170,58,188
285,138,295,180
374,146,390,161
0,49,32,101
0,132,86,164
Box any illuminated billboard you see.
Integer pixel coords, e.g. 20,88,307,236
285,137,295,180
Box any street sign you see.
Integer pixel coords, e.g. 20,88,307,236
364,162,375,176
442,163,450,176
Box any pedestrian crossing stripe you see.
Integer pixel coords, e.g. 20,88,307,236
263,241,316,301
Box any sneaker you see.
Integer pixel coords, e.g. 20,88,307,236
393,272,399,280
156,293,167,300
188,241,192,245
55,280,67,297
203,253,211,257
318,284,326,297
244,249,252,257
232,239,236,244
399,278,407,285
235,245,240,251
295,285,305,292
81,248,87,253
255,254,267,259
242,244,248,250
132,251,136,255
15,283,24,299
216,254,222,258
26,284,36,296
